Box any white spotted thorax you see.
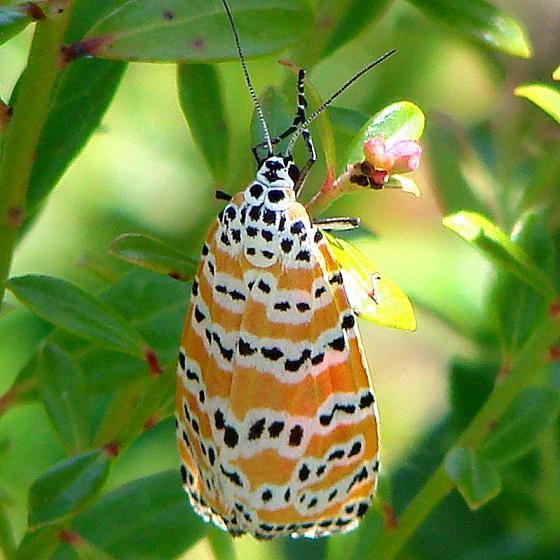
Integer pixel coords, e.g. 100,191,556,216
175,0,389,540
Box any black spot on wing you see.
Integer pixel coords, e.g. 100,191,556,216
285,348,311,372
268,421,284,437
274,301,290,311
178,350,186,370
248,418,266,440
314,286,326,298
257,279,271,293
347,466,368,492
341,313,355,329
224,425,239,448
220,465,243,487
238,337,257,356
359,391,375,409
347,440,362,457
329,272,343,285
319,402,357,426
262,346,284,361
298,464,310,481
288,425,304,446
329,334,346,351
194,306,205,323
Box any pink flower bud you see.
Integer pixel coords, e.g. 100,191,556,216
388,139,422,173
363,136,422,174
363,136,392,169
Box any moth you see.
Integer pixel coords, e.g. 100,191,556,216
176,0,394,539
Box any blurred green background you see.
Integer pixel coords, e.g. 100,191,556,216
1,0,559,558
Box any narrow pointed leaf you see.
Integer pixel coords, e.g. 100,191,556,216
40,343,91,454
326,234,416,331
345,102,425,166
408,0,532,58
444,447,501,510
7,275,148,357
82,0,313,62
28,450,111,530
24,59,126,215
482,387,560,465
109,233,197,280
443,212,557,299
178,64,229,184
514,83,560,125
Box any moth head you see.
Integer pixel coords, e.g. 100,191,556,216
256,156,301,189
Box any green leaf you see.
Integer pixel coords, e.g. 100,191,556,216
488,212,555,353
0,6,29,45
72,470,206,559
425,117,495,216
99,269,187,360
13,526,61,560
0,503,16,559
444,447,501,510
250,85,293,149
408,0,532,58
443,212,557,300
514,83,560,125
207,524,238,560
326,233,416,331
449,358,496,431
72,539,119,560
108,233,197,280
345,101,425,166
323,0,392,57
7,275,148,357
482,387,560,465
177,64,229,184
28,450,111,530
83,0,313,62
40,343,91,454
25,59,126,215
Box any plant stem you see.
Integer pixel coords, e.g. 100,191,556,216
0,8,72,306
370,311,560,559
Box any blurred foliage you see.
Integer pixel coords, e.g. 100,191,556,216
1,1,560,559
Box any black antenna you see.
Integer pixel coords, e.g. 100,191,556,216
286,49,396,154
221,0,273,156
